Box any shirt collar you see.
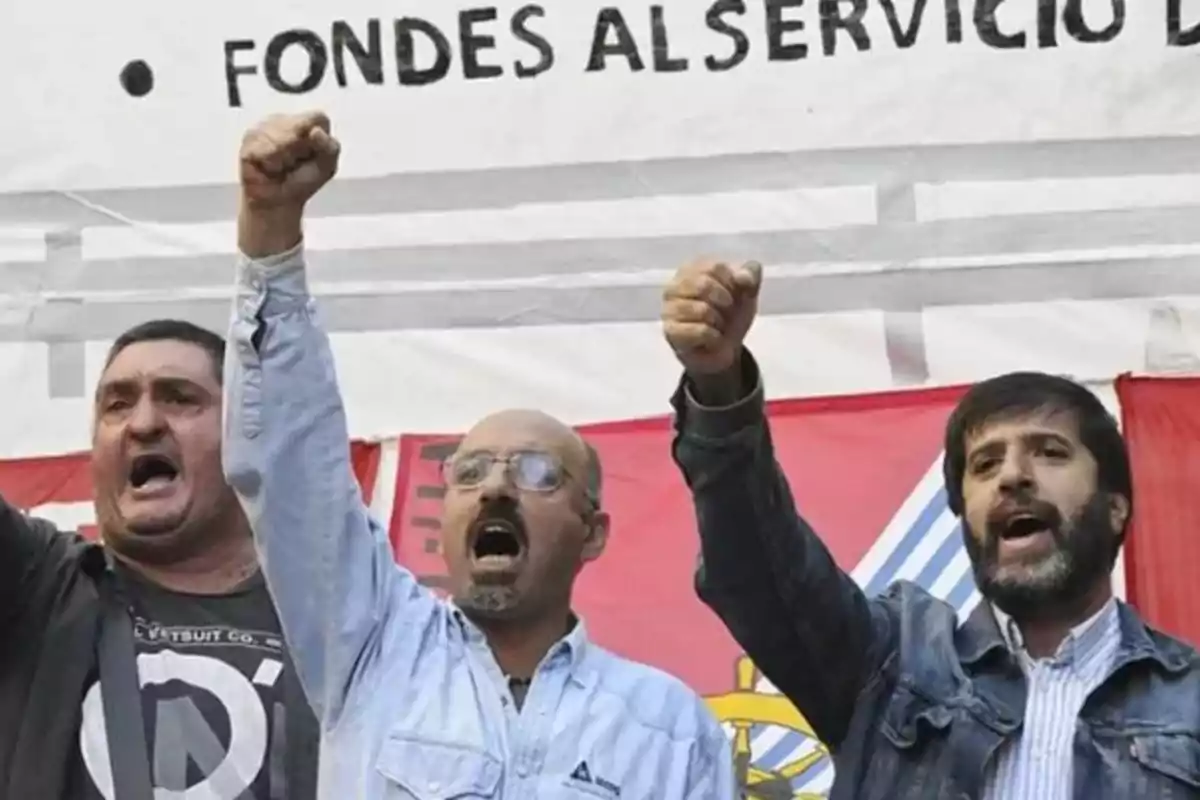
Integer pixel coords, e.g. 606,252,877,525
559,614,590,671
991,597,1119,667
451,606,591,674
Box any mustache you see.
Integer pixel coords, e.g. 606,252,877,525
984,496,1063,538
471,495,525,527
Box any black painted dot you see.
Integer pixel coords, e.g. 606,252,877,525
119,60,154,97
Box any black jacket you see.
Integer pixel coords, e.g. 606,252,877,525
0,497,317,799
0,496,105,799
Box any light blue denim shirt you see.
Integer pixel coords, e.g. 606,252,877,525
222,244,735,800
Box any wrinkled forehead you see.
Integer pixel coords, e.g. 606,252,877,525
97,340,219,393
964,406,1083,452
458,414,581,463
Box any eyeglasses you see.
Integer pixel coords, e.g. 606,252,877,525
442,450,568,493
442,449,597,506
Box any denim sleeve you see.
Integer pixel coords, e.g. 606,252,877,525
671,350,897,750
222,244,441,728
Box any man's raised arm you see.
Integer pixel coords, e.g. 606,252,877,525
222,112,438,727
662,259,899,750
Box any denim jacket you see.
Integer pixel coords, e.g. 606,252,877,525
671,350,1200,800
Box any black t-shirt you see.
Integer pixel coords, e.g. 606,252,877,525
72,566,318,800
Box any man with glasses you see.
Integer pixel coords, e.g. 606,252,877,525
221,110,734,799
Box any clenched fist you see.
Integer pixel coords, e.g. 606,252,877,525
662,259,762,376
237,111,340,258
239,111,340,211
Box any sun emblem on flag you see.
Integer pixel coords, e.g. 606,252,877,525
705,656,831,799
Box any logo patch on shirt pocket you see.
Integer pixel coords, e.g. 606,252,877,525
563,759,621,798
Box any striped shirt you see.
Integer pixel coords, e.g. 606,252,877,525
983,598,1121,800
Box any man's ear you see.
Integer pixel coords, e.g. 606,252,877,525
581,511,610,563
1108,493,1130,535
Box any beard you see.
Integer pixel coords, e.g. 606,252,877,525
456,584,523,619
963,491,1118,622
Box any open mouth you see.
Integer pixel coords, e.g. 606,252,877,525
128,453,180,492
468,517,527,570
1000,512,1052,541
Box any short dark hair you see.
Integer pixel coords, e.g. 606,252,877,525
942,372,1131,523
583,440,603,507
104,319,226,383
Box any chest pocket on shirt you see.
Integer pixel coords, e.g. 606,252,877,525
864,687,966,800
1129,733,1200,797
880,687,954,750
376,736,503,799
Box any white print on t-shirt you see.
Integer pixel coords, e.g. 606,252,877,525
79,649,284,800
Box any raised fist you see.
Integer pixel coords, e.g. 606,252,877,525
238,111,340,211
662,259,762,375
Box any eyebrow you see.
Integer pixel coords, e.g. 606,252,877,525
95,375,211,398
968,429,1073,459
456,444,555,455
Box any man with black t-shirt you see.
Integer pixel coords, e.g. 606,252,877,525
0,320,319,800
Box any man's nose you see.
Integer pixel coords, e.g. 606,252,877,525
997,453,1035,494
478,460,518,499
126,398,168,439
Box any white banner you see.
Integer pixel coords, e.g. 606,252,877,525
3,0,1200,461
4,0,1200,190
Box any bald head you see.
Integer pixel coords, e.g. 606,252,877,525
466,409,581,449
440,408,610,625
460,409,601,505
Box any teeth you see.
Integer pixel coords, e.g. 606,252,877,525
474,554,519,569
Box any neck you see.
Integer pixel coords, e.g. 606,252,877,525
1015,581,1113,659
114,530,259,595
478,608,573,680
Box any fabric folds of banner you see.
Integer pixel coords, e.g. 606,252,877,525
1116,375,1200,647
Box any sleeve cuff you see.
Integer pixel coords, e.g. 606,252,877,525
236,242,310,314
670,350,766,440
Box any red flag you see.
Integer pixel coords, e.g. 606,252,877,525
389,386,965,695
349,441,383,505
1116,375,1200,646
